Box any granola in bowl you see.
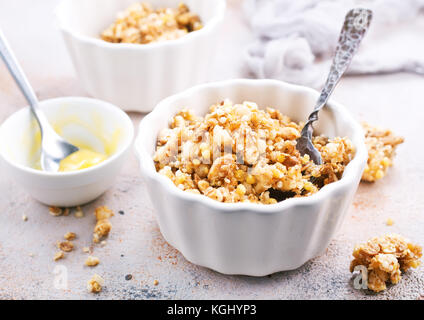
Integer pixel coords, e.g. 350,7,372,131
101,2,202,44
153,100,355,204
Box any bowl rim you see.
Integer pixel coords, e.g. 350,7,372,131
0,96,135,178
55,0,227,51
135,79,368,214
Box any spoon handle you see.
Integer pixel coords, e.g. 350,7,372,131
301,8,372,136
0,29,50,132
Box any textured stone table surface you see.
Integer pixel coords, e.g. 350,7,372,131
0,0,423,300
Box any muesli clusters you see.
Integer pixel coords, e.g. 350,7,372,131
48,205,114,293
57,240,74,252
361,123,404,182
93,206,114,243
85,256,100,267
87,274,104,293
101,2,202,44
154,100,355,204
350,234,422,292
53,232,76,261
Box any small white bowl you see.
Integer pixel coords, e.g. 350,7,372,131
135,79,367,276
55,0,226,112
0,97,134,207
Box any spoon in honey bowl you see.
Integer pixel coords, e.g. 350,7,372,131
0,30,79,172
296,8,372,165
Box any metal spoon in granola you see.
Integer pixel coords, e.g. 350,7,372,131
0,30,79,172
296,8,372,165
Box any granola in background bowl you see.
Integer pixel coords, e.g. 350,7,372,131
101,2,202,44
56,0,226,112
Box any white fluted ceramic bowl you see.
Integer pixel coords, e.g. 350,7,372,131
56,0,226,112
135,79,367,276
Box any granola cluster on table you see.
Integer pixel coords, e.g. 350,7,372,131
350,234,422,292
154,100,355,204
49,205,114,293
101,2,202,44
361,123,404,182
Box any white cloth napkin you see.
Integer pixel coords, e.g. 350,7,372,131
244,0,424,88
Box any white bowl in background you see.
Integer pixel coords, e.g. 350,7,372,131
0,97,134,207
55,0,226,112
135,79,367,276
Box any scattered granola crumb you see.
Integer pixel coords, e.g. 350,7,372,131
87,274,104,293
64,232,76,241
54,251,65,261
82,247,90,253
49,206,62,216
75,206,84,218
93,206,114,243
361,123,404,182
22,214,28,221
100,240,107,247
85,256,100,267
94,206,114,221
350,234,422,292
58,241,74,252
153,280,159,286
29,253,34,257
63,208,70,216
386,218,394,226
